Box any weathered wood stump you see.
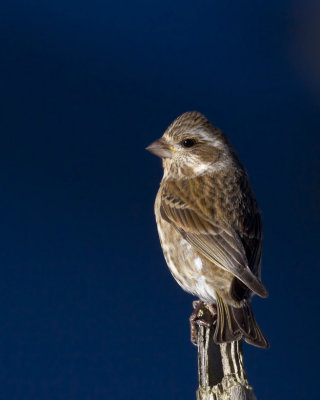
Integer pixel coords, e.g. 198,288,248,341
195,304,256,400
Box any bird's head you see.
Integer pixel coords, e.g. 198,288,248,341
146,111,233,180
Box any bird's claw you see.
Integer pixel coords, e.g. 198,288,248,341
189,301,217,346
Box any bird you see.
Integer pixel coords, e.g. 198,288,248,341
146,111,269,348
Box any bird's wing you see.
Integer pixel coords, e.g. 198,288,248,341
160,185,268,298
240,212,263,278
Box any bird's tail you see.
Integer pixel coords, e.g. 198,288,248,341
214,293,269,349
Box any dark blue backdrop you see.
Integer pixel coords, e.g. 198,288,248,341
0,1,319,399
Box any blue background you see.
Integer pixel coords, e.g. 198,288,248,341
1,1,319,399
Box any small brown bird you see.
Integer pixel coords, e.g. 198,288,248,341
146,111,269,348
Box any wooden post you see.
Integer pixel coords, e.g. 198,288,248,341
195,305,256,400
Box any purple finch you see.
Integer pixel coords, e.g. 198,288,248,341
146,111,268,348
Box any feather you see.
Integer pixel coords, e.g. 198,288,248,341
160,181,268,298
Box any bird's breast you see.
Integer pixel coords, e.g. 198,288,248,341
155,193,220,302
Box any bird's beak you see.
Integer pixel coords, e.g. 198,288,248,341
146,137,172,158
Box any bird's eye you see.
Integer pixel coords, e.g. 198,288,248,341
181,138,196,148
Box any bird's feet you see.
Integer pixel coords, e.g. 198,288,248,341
189,301,217,346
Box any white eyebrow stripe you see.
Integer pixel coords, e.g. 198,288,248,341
188,128,225,149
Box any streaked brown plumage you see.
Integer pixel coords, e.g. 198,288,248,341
147,111,269,348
